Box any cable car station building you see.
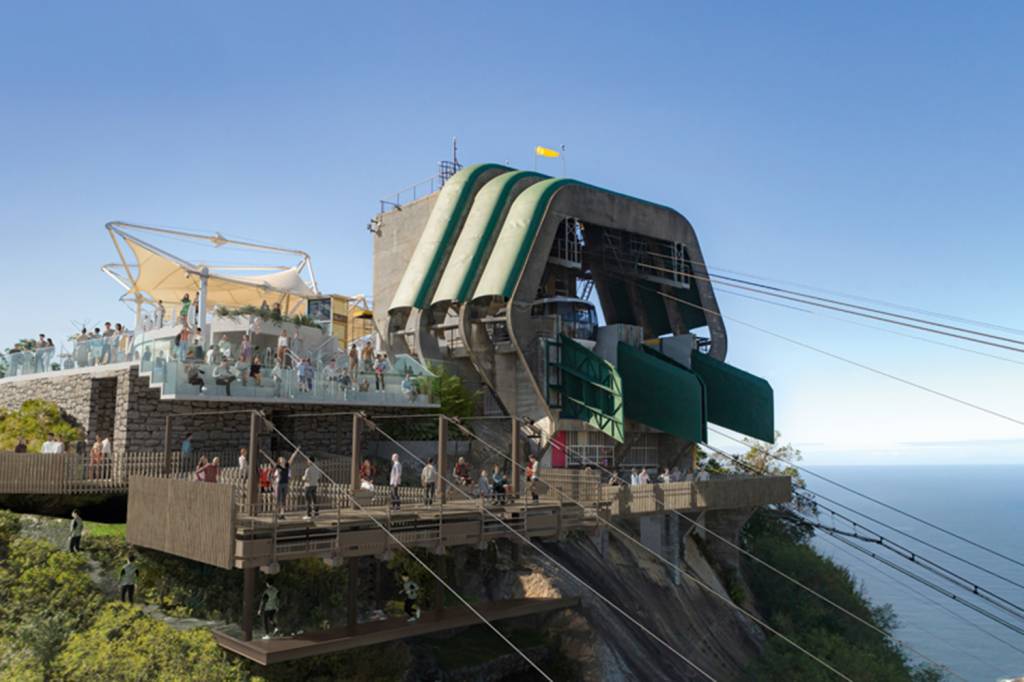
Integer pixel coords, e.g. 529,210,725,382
0,163,787,665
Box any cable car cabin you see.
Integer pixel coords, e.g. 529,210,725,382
531,297,597,346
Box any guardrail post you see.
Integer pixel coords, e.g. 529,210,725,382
350,414,362,498
162,416,172,475
510,415,519,498
247,412,260,516
437,417,447,505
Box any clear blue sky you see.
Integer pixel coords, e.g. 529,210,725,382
2,2,1022,464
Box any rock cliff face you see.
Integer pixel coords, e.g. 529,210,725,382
446,516,764,681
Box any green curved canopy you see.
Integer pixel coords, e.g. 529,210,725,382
389,163,510,312
431,170,546,307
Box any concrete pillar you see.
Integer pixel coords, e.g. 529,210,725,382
639,514,664,557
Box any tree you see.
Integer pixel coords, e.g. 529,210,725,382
416,363,479,419
0,399,82,452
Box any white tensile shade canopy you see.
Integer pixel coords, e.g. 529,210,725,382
124,237,315,314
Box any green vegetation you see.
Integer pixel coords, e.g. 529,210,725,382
417,362,479,419
213,305,321,330
741,509,942,681
0,399,82,452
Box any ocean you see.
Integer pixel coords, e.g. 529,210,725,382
808,466,1024,682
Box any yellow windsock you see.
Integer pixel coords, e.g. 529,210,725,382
535,145,560,158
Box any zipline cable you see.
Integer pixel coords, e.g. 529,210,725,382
455,419,964,681
432,420,854,680
708,426,1024,572
251,429,555,682
360,422,722,681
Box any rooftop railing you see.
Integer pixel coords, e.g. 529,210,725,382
1,333,134,378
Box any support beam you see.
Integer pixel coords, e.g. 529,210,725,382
351,414,362,497
247,412,261,516
347,558,359,634
510,415,519,498
433,555,446,620
436,416,447,505
374,560,384,611
242,566,256,641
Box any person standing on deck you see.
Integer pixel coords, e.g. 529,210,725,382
68,510,84,553
100,435,112,473
302,455,322,520
478,468,490,500
119,554,138,603
181,433,194,472
89,435,103,479
421,457,436,506
258,580,280,638
238,448,248,480
526,454,540,503
389,453,402,510
401,573,421,622
274,450,300,520
453,456,471,486
359,457,376,491
348,344,359,376
276,330,289,367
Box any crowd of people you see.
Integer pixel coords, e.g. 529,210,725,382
3,322,134,376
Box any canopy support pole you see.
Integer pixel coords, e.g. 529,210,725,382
198,267,210,350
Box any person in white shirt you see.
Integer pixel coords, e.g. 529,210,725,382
51,437,65,455
420,457,436,506
630,468,640,486
276,330,289,366
101,436,112,460
389,453,402,510
217,335,233,361
238,447,248,480
637,468,650,485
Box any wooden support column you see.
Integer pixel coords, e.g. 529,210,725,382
162,416,172,475
510,415,519,497
347,557,359,634
689,441,698,473
433,555,446,620
350,414,362,497
241,566,256,641
374,559,384,611
437,416,447,505
247,412,261,516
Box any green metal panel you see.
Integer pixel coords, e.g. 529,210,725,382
431,170,546,307
553,335,624,442
618,342,705,443
690,351,774,442
389,163,510,312
639,345,708,442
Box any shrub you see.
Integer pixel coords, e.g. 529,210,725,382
51,603,248,682
0,399,82,452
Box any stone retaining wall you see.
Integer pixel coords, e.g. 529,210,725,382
0,366,431,457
